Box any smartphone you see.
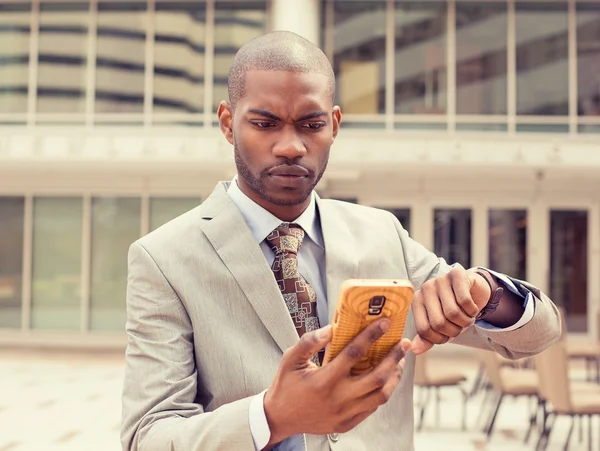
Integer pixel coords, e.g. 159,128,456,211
322,279,414,375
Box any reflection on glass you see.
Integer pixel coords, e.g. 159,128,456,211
434,209,471,267
550,210,588,333
333,1,386,114
456,2,507,115
488,209,526,280
150,197,201,231
395,1,447,115
90,197,140,331
37,2,89,114
0,197,24,328
31,198,83,330
516,3,568,115
213,1,267,111
0,3,31,114
95,1,147,114
576,3,600,117
153,2,206,114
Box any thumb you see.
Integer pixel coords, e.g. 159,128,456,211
411,335,434,355
285,325,332,369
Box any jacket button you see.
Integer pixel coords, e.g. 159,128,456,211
328,433,340,442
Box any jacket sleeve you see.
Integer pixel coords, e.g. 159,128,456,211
392,214,562,360
120,242,256,451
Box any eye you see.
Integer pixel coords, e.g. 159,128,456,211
251,121,275,129
302,122,325,130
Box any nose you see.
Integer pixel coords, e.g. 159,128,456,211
272,126,306,160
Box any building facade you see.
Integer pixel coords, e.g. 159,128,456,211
0,0,599,347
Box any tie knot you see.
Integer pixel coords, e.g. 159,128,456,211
266,223,305,255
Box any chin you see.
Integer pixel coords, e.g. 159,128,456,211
263,190,311,207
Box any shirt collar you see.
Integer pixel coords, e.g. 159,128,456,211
227,176,324,249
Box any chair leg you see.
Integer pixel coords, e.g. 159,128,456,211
524,396,538,443
579,414,583,442
460,387,468,431
587,415,592,451
417,387,430,431
470,363,485,397
486,393,504,439
435,386,441,425
478,385,493,430
564,415,575,451
538,412,557,451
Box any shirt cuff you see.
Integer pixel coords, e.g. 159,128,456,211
249,390,271,450
474,267,535,332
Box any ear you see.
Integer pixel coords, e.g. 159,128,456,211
331,106,342,142
217,101,234,145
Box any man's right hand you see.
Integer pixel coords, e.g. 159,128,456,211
263,319,411,446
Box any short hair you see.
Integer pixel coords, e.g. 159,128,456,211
227,31,335,108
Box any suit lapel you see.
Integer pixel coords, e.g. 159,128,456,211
316,197,359,323
201,183,299,354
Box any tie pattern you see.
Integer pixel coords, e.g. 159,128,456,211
266,223,321,364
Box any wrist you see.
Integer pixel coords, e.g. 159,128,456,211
263,389,293,446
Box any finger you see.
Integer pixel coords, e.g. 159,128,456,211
282,325,332,371
415,283,453,344
449,265,479,317
436,276,476,329
412,289,445,346
356,357,404,413
353,339,411,396
326,318,391,378
411,334,434,355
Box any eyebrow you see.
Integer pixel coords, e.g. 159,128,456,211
247,109,328,122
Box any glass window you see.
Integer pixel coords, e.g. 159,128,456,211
0,2,31,115
516,3,568,115
395,1,447,115
488,209,526,281
95,1,147,114
213,1,267,112
576,3,600,117
153,2,206,115
90,197,140,331
0,197,24,328
376,207,411,234
434,209,471,267
332,1,386,114
456,2,507,115
31,197,83,330
37,2,89,115
150,197,201,231
550,210,588,333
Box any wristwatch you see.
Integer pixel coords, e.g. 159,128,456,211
475,269,504,320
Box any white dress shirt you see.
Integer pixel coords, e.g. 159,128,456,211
226,177,534,451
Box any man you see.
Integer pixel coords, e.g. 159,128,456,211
121,31,561,451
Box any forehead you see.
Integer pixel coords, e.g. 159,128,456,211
239,70,332,112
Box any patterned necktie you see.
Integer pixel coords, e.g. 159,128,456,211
266,223,321,365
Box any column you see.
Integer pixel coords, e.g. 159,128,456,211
271,0,320,45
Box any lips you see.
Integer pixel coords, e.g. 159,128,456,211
268,165,310,177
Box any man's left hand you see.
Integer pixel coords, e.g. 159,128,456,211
411,264,491,354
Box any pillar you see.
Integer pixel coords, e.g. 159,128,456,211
271,0,321,45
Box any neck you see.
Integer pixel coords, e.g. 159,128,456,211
237,179,311,222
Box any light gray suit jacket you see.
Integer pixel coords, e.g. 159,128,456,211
121,182,561,451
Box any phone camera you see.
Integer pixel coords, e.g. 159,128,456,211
368,295,386,315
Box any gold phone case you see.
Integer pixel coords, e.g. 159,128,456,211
322,279,414,375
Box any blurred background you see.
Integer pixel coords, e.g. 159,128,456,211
0,0,599,450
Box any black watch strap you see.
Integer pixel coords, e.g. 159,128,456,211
475,269,504,320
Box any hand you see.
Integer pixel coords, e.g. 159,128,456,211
263,319,411,446
411,264,491,355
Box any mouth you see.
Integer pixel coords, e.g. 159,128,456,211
268,165,310,178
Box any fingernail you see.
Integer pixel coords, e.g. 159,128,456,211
318,325,331,339
380,319,391,332
402,341,411,353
